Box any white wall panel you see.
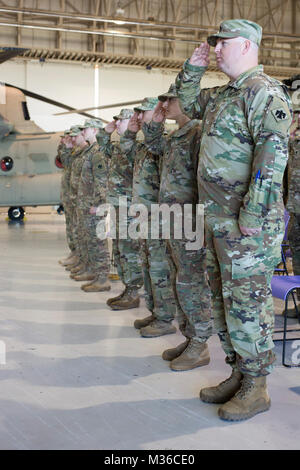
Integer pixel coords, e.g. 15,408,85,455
0,59,228,132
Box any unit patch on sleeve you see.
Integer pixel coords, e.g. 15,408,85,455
272,107,289,122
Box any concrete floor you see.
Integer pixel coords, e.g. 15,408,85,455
0,210,299,450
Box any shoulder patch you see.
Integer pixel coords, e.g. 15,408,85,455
263,97,292,136
271,107,289,122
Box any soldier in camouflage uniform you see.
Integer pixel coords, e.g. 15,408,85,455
73,119,111,291
283,76,300,316
60,126,86,271
58,131,76,266
175,20,292,420
103,109,143,310
143,85,212,370
67,128,89,275
121,97,177,337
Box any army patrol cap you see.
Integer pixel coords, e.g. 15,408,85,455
158,84,178,102
134,97,159,112
113,108,134,120
69,125,82,136
207,19,262,47
282,74,300,90
78,118,104,129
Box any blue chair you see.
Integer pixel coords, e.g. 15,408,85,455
271,275,300,367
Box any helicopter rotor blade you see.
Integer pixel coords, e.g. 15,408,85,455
0,47,29,64
53,99,143,116
4,83,102,120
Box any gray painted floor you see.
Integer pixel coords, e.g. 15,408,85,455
0,211,299,450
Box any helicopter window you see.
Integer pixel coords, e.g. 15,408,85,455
55,156,63,169
0,156,14,171
22,101,30,121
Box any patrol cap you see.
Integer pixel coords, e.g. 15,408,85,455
134,97,159,112
78,118,104,129
207,19,262,47
282,74,300,90
69,125,82,136
158,84,178,102
113,108,134,120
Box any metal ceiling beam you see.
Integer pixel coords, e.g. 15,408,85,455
0,5,299,41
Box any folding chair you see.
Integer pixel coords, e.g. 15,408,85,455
271,275,300,367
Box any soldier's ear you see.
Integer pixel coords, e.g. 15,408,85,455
242,39,251,55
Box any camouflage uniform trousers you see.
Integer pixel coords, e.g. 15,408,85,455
140,237,176,322
69,202,81,260
287,213,300,299
78,207,110,280
166,238,212,342
287,213,300,275
112,208,143,290
204,211,283,376
61,197,75,253
76,205,91,269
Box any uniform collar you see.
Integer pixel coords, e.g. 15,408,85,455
227,65,264,89
171,119,200,138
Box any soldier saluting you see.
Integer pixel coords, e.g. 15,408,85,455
175,19,292,421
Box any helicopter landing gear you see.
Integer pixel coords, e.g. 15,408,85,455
8,206,25,222
56,204,64,215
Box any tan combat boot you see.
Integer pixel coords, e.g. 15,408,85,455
134,314,155,329
61,255,79,266
170,339,210,371
59,253,75,265
109,288,140,310
162,339,189,361
72,272,97,282
65,261,81,271
140,320,176,338
200,369,243,403
69,267,86,279
106,288,127,307
81,279,111,292
218,375,271,421
70,264,85,274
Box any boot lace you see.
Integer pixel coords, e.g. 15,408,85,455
185,339,205,353
235,376,255,399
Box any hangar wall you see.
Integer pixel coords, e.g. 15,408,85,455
0,59,228,132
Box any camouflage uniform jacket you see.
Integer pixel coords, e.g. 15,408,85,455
100,129,136,207
286,110,300,214
59,145,72,205
176,63,292,228
69,146,87,205
77,142,109,210
120,129,160,209
143,119,201,206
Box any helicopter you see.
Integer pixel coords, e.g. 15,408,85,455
0,47,142,221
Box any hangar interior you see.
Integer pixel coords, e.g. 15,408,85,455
0,0,299,450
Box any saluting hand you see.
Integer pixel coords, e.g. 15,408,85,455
90,206,97,215
189,42,210,67
152,101,166,123
128,112,140,133
105,121,117,134
239,225,262,237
